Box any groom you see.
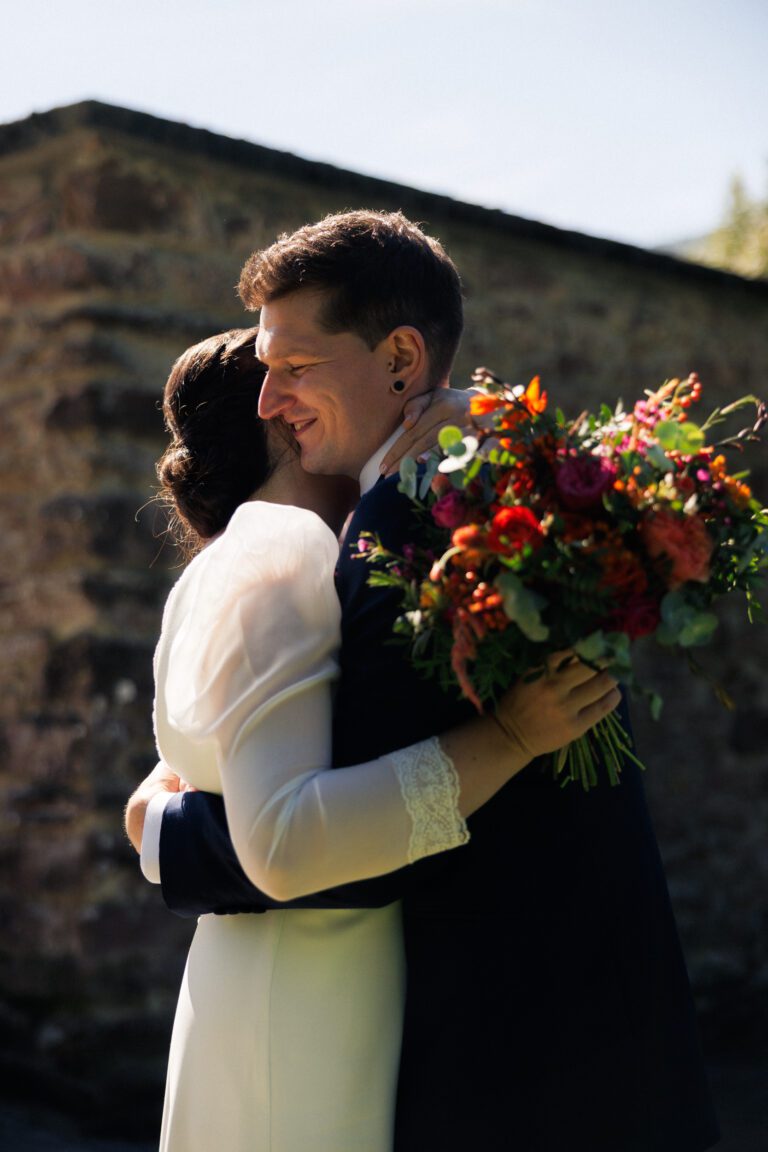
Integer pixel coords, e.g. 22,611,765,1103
131,210,719,1151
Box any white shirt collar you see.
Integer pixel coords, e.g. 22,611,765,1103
358,426,403,495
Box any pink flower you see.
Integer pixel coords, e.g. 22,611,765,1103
432,490,469,529
555,455,617,511
641,510,714,589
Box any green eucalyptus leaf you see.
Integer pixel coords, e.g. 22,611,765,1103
655,421,681,450
575,630,632,675
660,591,718,646
495,572,549,642
655,420,705,454
418,455,439,500
660,589,692,629
677,611,718,647
397,455,418,499
649,692,664,721
603,630,632,673
645,443,671,471
573,631,609,663
438,425,464,451
676,423,706,453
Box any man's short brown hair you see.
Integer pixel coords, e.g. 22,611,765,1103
238,209,463,386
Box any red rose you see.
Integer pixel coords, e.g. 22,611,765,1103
487,506,542,554
432,490,470,529
641,510,714,589
608,595,661,639
555,455,617,511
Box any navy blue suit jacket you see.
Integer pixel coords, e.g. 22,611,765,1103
159,477,719,1151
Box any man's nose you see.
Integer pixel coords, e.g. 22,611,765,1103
258,369,291,420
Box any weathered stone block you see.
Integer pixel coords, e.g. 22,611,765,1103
45,380,162,437
60,157,188,234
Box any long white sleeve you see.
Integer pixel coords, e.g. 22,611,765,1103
153,502,468,901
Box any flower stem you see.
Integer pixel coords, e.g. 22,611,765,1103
552,710,645,790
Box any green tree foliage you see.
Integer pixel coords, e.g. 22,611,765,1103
695,173,768,279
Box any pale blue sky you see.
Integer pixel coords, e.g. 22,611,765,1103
1,0,765,248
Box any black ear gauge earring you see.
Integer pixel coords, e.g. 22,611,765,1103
391,379,406,394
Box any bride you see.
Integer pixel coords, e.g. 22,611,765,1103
130,327,621,1151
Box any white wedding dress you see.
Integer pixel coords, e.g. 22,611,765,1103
152,501,468,1152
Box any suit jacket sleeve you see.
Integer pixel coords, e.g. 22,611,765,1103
159,789,407,917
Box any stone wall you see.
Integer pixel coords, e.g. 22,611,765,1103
1,102,766,1133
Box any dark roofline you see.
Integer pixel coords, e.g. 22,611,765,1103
2,99,766,298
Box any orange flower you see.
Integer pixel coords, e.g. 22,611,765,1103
470,394,507,418
470,377,547,428
520,375,548,415
641,510,714,589
724,476,752,509
452,524,485,550
709,455,728,479
449,525,488,572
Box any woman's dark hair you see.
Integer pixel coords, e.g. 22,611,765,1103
156,328,286,555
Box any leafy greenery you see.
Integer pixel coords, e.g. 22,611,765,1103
684,173,768,280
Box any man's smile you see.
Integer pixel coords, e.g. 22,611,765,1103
291,417,317,437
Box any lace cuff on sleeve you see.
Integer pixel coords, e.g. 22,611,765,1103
390,736,470,863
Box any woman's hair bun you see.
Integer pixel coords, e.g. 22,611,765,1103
155,329,276,554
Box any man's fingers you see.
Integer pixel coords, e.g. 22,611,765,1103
547,649,577,673
568,670,619,710
547,652,614,693
547,655,601,690
574,686,622,732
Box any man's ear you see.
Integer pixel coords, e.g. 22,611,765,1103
383,326,428,393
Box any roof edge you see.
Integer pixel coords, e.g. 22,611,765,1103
2,99,766,297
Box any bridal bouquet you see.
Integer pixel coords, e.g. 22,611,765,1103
360,370,767,789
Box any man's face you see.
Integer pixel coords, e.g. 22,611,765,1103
256,289,400,479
